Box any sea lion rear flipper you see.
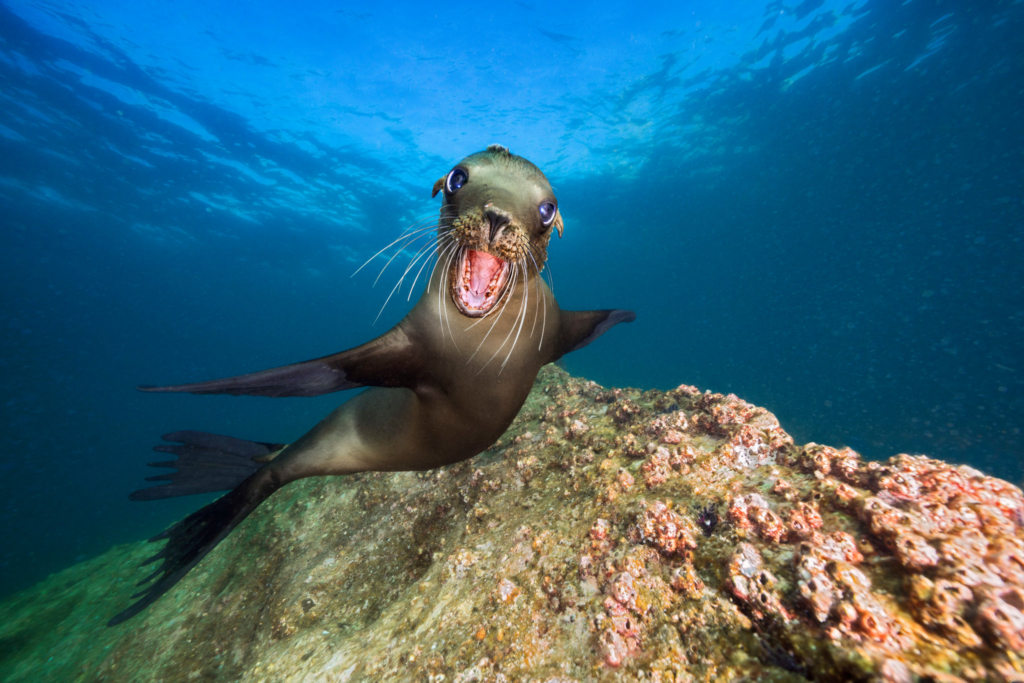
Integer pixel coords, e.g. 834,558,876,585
138,327,422,398
550,309,636,362
108,467,282,626
129,431,285,501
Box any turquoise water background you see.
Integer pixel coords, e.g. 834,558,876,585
1,0,1021,597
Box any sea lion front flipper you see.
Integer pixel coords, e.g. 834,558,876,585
138,327,422,398
550,309,637,363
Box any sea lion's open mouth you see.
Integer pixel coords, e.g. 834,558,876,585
452,249,510,317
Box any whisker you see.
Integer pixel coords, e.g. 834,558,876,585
396,216,441,238
402,207,457,233
428,205,458,221
355,206,454,272
527,250,547,350
372,229,437,287
373,239,438,324
469,265,517,365
478,264,526,373
442,250,461,350
437,243,460,345
352,222,439,278
462,251,522,334
395,236,445,295
409,235,451,300
528,255,540,339
408,204,458,224
532,243,554,296
462,262,499,333
464,313,489,331
426,234,455,294
500,261,530,372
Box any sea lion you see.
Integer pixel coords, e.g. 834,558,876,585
109,145,635,625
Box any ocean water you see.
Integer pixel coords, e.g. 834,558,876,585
0,0,1021,605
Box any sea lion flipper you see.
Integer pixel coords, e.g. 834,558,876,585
138,327,422,398
128,431,285,501
108,468,281,626
551,309,636,362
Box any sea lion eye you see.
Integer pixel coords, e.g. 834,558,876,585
446,168,468,194
539,202,556,226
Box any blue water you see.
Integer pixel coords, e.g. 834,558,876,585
0,0,1021,598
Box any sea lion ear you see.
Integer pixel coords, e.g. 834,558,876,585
431,177,446,198
553,211,564,238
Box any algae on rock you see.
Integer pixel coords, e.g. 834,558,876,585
2,366,1023,682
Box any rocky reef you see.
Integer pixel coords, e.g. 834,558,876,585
2,366,1023,682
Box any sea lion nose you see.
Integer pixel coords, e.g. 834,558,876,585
484,204,512,244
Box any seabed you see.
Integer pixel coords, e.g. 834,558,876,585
2,367,1022,682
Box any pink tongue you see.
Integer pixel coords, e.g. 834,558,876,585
466,250,502,307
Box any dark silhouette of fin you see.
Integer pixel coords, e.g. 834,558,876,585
108,468,281,626
129,431,284,501
138,326,423,397
551,309,636,362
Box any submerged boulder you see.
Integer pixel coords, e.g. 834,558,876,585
2,366,1023,682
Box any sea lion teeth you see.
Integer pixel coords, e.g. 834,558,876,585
111,146,636,626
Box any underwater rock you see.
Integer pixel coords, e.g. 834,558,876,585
2,366,1023,682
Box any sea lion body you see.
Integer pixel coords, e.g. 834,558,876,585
269,268,559,480
109,146,634,625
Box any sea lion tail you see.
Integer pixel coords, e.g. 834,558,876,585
128,431,285,501
108,465,283,626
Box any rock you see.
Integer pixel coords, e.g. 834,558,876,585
1,366,1022,682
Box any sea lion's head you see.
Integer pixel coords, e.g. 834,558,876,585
432,144,562,318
